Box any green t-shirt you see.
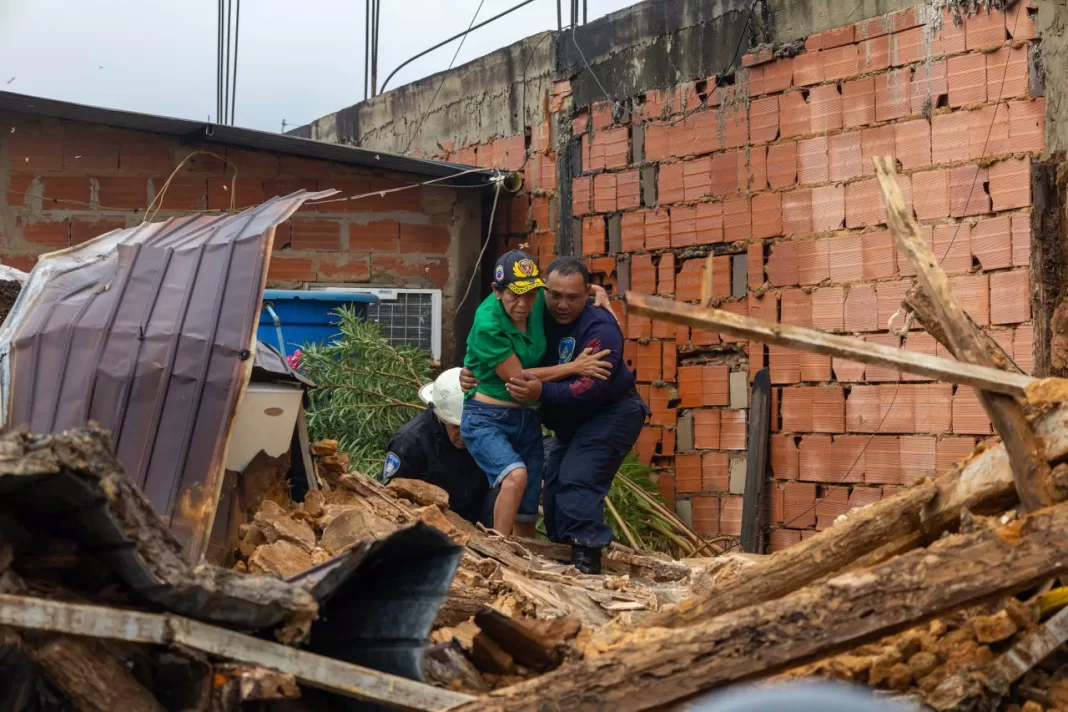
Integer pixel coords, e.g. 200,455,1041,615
464,291,547,403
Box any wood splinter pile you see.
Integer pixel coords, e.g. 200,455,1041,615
234,456,743,694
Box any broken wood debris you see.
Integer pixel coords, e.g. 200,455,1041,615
0,593,475,711
872,156,1055,514
458,499,1068,711
624,292,1036,397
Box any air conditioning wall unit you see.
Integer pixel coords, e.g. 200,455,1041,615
308,284,442,361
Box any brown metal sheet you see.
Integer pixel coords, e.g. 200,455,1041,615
0,191,332,561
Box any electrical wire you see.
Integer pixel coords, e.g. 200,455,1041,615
936,5,1024,265
303,166,493,206
403,0,488,155
145,150,238,223
453,175,504,321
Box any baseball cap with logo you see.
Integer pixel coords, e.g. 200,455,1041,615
493,250,546,295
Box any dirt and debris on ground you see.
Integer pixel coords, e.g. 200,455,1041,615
778,596,1068,711
235,439,731,693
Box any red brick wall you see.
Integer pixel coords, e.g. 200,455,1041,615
563,2,1043,550
361,1,1047,552
0,112,468,342
421,1,1044,551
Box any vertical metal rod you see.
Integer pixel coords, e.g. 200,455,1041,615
364,0,371,99
223,0,232,124
216,0,223,122
230,0,240,125
557,0,561,30
583,0,587,24
371,0,380,96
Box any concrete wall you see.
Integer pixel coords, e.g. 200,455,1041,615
292,32,557,159
0,112,483,363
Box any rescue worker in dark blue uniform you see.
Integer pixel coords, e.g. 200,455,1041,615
462,256,647,573
384,368,493,526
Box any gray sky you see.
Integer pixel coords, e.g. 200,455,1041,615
0,0,634,134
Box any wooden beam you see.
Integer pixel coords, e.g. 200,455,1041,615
872,155,1053,512
457,500,1068,711
741,369,771,553
0,571,165,712
0,594,474,712
633,402,1068,631
903,283,1023,375
624,292,1034,397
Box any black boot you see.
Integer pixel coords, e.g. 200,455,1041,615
571,544,602,575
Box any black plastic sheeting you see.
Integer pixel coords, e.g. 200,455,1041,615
288,524,463,712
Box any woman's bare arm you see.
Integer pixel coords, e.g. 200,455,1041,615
493,354,526,383
525,348,613,382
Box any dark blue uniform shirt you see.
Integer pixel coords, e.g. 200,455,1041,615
539,299,636,436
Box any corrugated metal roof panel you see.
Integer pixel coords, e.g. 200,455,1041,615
0,191,330,562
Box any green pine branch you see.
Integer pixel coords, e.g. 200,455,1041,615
300,306,430,475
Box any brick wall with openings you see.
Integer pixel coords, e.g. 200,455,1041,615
425,86,565,272
0,112,482,360
565,1,1043,549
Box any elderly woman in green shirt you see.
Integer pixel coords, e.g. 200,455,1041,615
462,250,611,537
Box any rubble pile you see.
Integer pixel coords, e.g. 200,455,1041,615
779,597,1068,710
235,443,726,693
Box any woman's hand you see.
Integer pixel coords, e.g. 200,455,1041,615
589,284,622,327
590,284,611,309
459,367,479,394
506,372,543,402
568,347,613,379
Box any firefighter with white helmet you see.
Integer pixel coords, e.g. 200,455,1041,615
383,367,493,525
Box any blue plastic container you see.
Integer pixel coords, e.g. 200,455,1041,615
258,289,378,358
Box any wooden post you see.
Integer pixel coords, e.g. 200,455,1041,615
634,402,1068,632
872,155,1053,512
741,369,770,553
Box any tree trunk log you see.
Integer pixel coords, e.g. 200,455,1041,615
458,500,1068,712
20,633,166,712
631,403,1068,631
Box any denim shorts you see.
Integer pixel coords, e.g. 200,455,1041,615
460,400,544,522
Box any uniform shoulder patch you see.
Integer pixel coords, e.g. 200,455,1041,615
558,336,576,364
383,452,401,479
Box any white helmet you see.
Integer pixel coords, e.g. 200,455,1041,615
418,367,464,426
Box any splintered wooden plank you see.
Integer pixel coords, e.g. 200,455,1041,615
456,500,1068,711
624,292,1034,397
0,595,474,712
872,155,1053,512
903,283,1023,375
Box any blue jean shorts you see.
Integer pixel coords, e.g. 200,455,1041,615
460,399,543,522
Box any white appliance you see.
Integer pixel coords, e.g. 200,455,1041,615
225,382,305,473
